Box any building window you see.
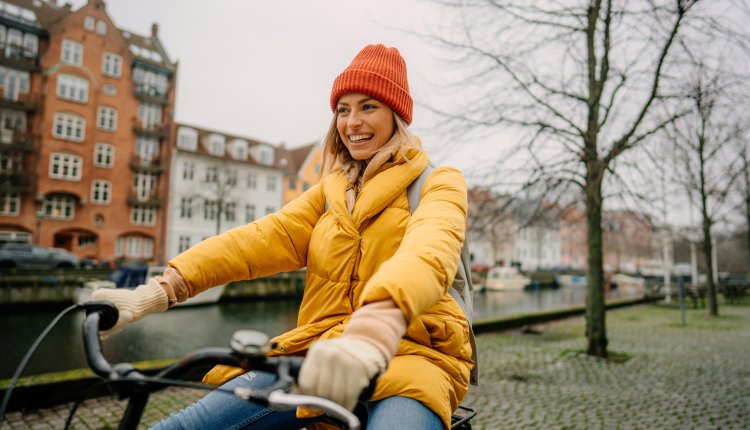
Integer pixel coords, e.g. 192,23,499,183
52,113,85,142
226,170,237,186
133,172,157,200
130,205,156,226
135,136,159,163
137,103,161,129
96,20,107,35
43,195,75,220
94,143,114,168
288,179,297,190
266,175,276,192
177,127,198,151
265,206,275,216
116,236,153,258
303,182,310,191
0,67,31,101
102,52,122,78
314,163,321,174
49,153,82,180
23,33,38,57
78,235,97,247
204,200,217,220
247,173,257,189
225,202,236,222
0,152,22,172
180,197,192,219
0,192,19,216
97,106,117,131
91,180,111,205
207,134,225,156
182,162,194,180
84,16,95,31
178,236,191,253
56,74,88,103
231,139,248,160
103,84,117,95
245,204,255,223
205,166,217,183
61,40,83,66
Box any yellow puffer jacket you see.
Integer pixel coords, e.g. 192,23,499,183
169,148,472,429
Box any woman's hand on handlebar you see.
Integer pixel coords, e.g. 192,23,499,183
298,337,386,411
90,278,169,338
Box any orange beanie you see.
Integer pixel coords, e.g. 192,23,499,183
330,44,413,125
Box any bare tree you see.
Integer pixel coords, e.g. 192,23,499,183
739,142,750,269
417,0,750,357
667,63,745,316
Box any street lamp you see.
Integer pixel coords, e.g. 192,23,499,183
35,209,45,245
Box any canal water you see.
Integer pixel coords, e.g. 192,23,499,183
0,287,639,379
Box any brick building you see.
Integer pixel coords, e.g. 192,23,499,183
0,0,175,264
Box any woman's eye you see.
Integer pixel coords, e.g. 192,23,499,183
362,104,377,111
337,107,349,114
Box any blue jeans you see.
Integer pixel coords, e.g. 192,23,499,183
152,371,443,430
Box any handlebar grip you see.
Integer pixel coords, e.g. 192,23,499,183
81,300,119,331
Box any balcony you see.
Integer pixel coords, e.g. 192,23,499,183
129,156,166,174
127,189,163,207
0,43,40,72
132,116,169,139
0,92,38,112
0,172,31,193
0,130,33,152
134,84,169,105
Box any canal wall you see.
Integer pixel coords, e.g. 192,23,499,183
0,296,655,412
0,270,308,309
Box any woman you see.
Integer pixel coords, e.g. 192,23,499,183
93,44,472,430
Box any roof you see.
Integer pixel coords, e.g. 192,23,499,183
1,0,69,30
275,142,317,176
121,26,175,72
175,122,280,169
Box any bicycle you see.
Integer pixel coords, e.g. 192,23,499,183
1,301,476,429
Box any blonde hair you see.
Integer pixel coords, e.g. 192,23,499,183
318,111,420,185
317,111,422,213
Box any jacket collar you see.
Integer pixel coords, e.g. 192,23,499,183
324,145,429,228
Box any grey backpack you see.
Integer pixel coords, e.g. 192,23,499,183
408,165,478,386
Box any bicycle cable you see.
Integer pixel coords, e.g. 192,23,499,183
0,304,79,423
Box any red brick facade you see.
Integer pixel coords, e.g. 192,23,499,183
0,0,175,265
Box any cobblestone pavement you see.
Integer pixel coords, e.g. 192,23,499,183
463,304,750,430
2,303,749,429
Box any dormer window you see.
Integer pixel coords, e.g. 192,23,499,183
250,144,274,166
176,127,198,151
207,134,225,157
230,139,248,160
84,16,95,31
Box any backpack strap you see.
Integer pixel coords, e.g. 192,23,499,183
408,165,478,386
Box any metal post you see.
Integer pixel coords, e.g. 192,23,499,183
678,275,686,327
690,241,698,287
663,233,671,303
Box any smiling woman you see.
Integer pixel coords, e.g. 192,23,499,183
336,94,395,160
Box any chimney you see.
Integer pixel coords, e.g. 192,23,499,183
151,23,159,38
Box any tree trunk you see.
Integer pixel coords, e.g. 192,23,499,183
698,135,718,316
743,150,750,270
585,161,608,358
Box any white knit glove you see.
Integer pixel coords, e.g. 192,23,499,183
298,337,386,411
90,278,169,338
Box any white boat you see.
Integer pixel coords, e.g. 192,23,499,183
75,266,225,307
556,274,587,288
483,266,531,291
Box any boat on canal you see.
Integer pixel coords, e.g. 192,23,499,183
483,266,531,291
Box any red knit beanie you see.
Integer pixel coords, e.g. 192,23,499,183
330,44,413,125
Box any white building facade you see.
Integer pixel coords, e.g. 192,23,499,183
166,125,284,260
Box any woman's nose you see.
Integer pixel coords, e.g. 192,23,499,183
347,111,362,128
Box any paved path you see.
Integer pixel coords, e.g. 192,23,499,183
2,303,749,429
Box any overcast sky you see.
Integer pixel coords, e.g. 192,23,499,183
67,0,466,158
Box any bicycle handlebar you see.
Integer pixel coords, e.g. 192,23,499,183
81,301,362,429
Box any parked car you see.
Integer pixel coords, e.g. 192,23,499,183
0,243,81,269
